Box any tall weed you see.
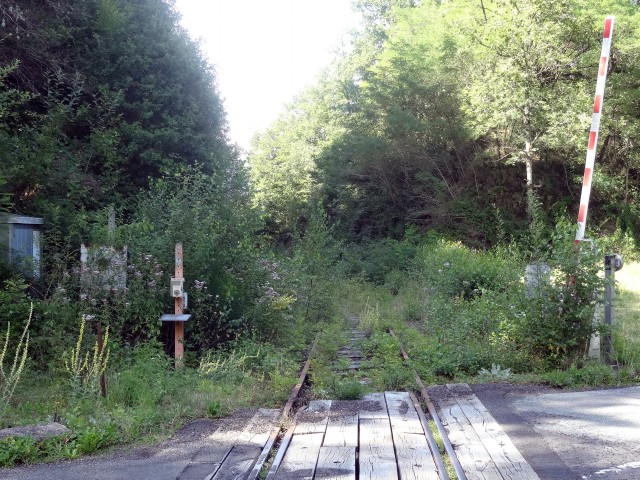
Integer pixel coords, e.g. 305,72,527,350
412,240,519,300
346,234,418,285
294,208,344,322
0,304,31,422
63,317,109,398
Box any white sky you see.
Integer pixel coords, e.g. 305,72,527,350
174,0,361,152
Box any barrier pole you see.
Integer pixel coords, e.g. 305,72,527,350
575,16,615,245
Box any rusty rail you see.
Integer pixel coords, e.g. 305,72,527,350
246,337,317,480
389,329,467,480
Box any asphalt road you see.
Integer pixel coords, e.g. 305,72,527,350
472,384,640,480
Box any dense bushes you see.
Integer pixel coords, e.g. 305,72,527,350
0,163,325,365
412,241,518,299
0,0,289,375
401,223,604,374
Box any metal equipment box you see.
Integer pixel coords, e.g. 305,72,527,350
0,214,44,278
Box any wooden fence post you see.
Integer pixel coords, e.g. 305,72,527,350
174,243,184,368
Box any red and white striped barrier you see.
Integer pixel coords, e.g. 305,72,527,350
575,16,615,244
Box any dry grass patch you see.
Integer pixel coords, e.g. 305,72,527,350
613,261,640,368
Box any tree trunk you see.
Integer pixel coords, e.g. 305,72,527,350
523,104,536,219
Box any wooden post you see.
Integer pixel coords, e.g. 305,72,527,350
174,243,184,368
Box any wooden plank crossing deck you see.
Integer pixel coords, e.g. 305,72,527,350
184,387,538,480
271,391,442,480
434,384,540,480
177,408,280,480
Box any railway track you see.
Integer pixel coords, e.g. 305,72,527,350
241,319,461,480
178,317,541,479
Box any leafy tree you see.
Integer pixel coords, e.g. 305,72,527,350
458,0,599,218
0,0,239,253
248,66,357,236
253,0,640,246
586,0,640,241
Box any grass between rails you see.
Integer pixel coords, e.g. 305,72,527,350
427,417,456,479
321,250,640,395
3,234,639,469
308,279,416,399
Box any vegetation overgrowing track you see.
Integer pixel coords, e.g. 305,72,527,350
3,1,640,474
389,329,465,480
246,322,463,480
246,339,317,480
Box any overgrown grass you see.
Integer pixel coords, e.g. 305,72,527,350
0,340,300,467
378,242,538,381
0,206,339,467
3,232,639,469
613,261,640,369
333,238,640,389
309,316,359,399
